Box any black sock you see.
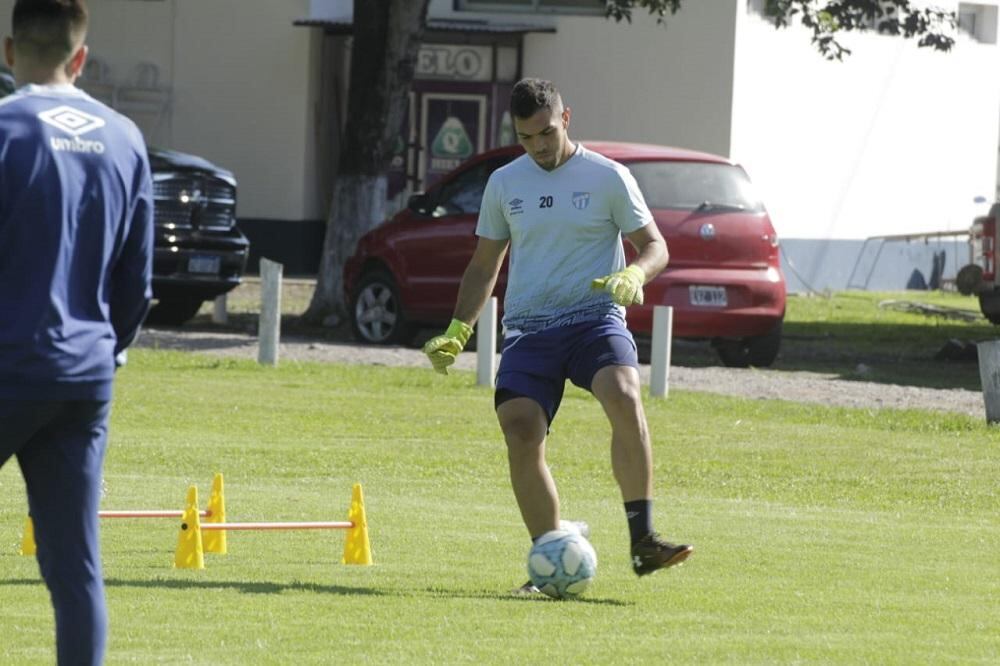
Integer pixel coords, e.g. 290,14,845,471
624,500,653,546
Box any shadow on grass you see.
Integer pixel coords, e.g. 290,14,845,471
421,586,631,607
0,577,384,597
777,320,986,391
0,577,629,605
637,322,987,392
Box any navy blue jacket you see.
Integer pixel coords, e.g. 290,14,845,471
0,84,153,400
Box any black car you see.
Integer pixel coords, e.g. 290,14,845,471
146,148,249,325
0,80,246,326
0,64,14,98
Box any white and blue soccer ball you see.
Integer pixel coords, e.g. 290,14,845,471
526,529,598,599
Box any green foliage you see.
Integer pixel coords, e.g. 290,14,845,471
2,352,998,663
605,0,682,25
608,0,956,59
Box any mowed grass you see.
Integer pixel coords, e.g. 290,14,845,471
776,290,994,389
1,351,998,664
785,290,992,356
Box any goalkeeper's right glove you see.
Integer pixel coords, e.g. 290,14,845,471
422,318,474,375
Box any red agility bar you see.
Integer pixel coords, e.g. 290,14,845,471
173,482,373,569
200,521,353,531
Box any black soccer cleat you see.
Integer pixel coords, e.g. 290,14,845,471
631,533,693,576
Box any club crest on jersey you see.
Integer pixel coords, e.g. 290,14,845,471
508,198,524,216
572,192,591,210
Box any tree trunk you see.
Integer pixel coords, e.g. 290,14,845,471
304,0,429,325
307,175,387,326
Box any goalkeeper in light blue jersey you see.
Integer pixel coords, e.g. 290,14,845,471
424,78,693,592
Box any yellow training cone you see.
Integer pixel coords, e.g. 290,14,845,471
342,483,373,565
174,485,204,569
203,473,227,555
20,516,36,556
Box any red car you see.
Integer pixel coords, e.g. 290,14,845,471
344,142,786,367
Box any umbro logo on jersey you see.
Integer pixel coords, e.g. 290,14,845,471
39,105,106,154
508,198,524,216
572,192,591,210
39,105,105,136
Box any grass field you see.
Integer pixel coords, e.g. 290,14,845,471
778,291,994,389
2,351,998,664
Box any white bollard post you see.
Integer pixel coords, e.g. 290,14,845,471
649,305,673,398
477,297,498,387
212,293,228,325
976,339,1000,423
258,258,283,366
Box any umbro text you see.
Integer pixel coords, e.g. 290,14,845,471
50,136,106,154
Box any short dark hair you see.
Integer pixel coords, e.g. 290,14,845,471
510,78,562,120
12,0,88,68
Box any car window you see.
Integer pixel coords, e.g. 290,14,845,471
627,161,764,212
433,156,513,217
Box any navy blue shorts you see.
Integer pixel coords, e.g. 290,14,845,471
494,318,638,424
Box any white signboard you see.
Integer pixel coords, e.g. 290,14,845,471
416,44,493,82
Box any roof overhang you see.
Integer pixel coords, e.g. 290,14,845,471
293,18,556,35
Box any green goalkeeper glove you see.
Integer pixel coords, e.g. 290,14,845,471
422,318,474,375
591,265,646,306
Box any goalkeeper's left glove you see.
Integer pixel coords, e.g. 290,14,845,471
590,265,645,306
422,318,474,375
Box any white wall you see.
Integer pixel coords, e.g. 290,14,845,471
0,0,322,221
83,0,174,87
169,0,320,221
0,0,174,81
522,4,739,159
731,2,1000,242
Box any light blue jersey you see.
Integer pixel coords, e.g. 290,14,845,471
476,144,652,333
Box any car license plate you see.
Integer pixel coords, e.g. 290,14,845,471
188,255,221,274
689,285,727,307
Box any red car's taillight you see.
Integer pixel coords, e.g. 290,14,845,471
766,232,781,267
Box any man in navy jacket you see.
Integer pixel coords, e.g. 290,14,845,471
0,1,153,663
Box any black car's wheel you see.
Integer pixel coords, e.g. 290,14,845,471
713,322,782,368
145,298,204,327
349,270,416,345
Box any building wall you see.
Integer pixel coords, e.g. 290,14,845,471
521,5,739,160
5,0,998,287
166,0,321,222
0,0,322,222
